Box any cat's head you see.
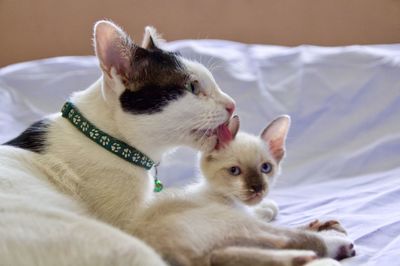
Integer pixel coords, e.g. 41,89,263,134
200,115,291,206
93,20,235,156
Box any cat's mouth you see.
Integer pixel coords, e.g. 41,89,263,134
215,122,232,150
191,128,217,138
244,192,264,205
191,121,231,148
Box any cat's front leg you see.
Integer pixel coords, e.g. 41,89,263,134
316,229,355,260
253,198,279,222
301,219,347,235
254,223,355,261
298,219,355,260
305,258,341,266
210,247,318,266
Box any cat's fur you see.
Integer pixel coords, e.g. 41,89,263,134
0,21,235,265
128,116,355,266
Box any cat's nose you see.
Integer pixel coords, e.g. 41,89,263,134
219,90,236,117
225,102,235,117
251,184,263,193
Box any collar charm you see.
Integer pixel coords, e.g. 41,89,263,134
154,178,163,192
153,164,163,192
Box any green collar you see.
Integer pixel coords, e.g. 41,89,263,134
61,101,163,192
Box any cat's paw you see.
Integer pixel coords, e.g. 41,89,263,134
253,199,279,222
319,230,356,260
306,220,347,235
266,250,317,266
290,250,318,266
305,258,341,266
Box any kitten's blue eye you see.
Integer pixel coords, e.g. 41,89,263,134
260,162,272,174
185,81,200,95
228,166,241,176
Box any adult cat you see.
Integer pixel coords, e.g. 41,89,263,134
0,20,235,265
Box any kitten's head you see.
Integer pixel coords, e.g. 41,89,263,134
93,21,235,155
200,115,291,206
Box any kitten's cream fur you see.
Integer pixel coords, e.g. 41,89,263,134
128,116,354,266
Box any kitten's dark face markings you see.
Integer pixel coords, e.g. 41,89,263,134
242,166,267,194
226,164,268,195
3,120,49,153
119,47,190,115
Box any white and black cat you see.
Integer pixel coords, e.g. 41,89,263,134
128,115,355,266
0,20,235,265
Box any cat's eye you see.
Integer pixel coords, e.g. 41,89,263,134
260,162,272,174
228,166,241,176
185,81,200,95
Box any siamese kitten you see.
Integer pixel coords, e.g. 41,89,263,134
128,116,355,266
0,20,235,266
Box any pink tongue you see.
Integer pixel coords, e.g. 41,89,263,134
216,124,232,149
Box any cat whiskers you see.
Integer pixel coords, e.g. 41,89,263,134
177,110,227,148
190,115,216,134
170,118,209,141
197,122,214,147
204,56,222,74
192,119,218,149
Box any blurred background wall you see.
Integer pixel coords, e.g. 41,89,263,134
1,0,400,67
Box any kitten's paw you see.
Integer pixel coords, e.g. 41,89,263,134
253,199,279,222
319,231,356,260
306,219,347,235
305,258,341,266
270,250,317,266
291,251,318,266
210,247,316,266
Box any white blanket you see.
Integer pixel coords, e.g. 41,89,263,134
1,41,400,266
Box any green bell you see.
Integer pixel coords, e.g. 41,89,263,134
154,178,163,192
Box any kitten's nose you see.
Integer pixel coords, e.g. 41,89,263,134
251,184,263,193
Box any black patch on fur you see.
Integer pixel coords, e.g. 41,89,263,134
120,83,186,114
3,120,49,153
120,47,190,115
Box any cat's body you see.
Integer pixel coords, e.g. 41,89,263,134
0,145,167,266
0,21,235,265
128,116,355,266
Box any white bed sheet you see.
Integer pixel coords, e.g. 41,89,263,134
1,41,400,265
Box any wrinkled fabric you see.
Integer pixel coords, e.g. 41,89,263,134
1,41,399,266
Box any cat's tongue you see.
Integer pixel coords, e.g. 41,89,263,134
215,123,232,150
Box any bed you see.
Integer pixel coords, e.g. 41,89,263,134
1,40,399,265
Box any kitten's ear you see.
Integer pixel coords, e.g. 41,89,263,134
260,115,291,162
228,115,240,139
141,26,163,50
93,20,135,79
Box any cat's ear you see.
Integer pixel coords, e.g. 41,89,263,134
228,115,240,139
260,115,291,162
93,20,135,79
141,26,163,50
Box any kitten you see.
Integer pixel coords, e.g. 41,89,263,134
0,20,235,265
128,115,355,266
